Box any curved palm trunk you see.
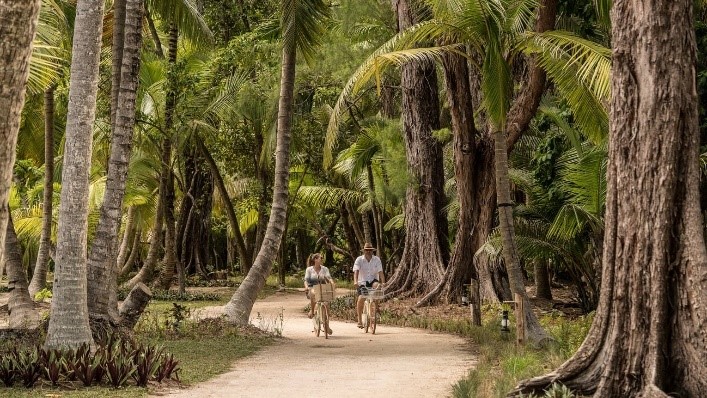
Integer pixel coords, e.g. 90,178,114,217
386,0,447,299
515,0,707,395
46,0,106,350
29,86,56,297
0,0,41,264
115,205,136,270
87,0,144,320
224,43,295,325
119,224,141,277
493,127,549,345
5,213,38,328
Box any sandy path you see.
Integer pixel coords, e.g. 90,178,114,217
157,290,476,398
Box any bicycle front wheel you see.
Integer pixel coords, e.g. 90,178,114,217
314,303,322,337
371,301,378,334
364,301,371,334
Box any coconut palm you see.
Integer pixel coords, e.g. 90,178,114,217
224,0,331,325
45,0,107,349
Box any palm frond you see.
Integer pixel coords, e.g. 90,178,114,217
297,186,366,210
145,0,213,45
281,0,331,64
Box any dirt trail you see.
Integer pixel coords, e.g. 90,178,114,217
156,290,476,398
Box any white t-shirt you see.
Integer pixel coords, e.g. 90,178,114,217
352,255,383,284
304,266,332,287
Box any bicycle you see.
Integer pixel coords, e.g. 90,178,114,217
311,282,335,339
360,286,384,334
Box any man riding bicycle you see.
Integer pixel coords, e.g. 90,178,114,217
353,242,385,328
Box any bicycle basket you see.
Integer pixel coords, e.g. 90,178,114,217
313,283,335,302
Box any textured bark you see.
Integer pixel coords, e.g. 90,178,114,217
46,0,105,350
224,42,295,325
110,0,126,129
534,261,552,300
28,86,56,297
0,0,41,266
87,0,144,319
5,213,38,328
514,0,707,395
417,51,477,307
118,282,152,329
386,0,447,299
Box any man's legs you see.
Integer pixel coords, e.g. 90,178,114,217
356,296,365,327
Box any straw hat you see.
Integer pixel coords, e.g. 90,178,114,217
362,242,376,251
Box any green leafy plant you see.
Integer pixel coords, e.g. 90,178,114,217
132,344,162,387
33,287,52,302
17,347,42,388
0,348,18,387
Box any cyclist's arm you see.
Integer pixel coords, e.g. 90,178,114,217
353,270,359,286
378,270,385,285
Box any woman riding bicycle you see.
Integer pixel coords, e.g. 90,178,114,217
304,253,335,322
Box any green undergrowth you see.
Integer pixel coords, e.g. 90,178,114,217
0,300,274,398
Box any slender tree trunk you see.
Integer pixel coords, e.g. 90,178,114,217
87,0,143,320
198,139,249,270
115,205,136,270
534,260,552,300
29,86,56,297
144,4,164,59
46,0,106,350
224,42,296,325
125,25,176,290
5,213,38,328
386,0,447,298
120,225,141,277
110,0,126,129
494,127,549,345
0,0,41,266
515,1,707,395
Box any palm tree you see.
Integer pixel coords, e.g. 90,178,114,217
327,0,609,343
4,212,39,328
45,0,106,349
86,0,145,321
224,0,331,325
0,0,42,267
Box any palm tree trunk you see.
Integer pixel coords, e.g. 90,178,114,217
5,212,38,328
29,86,56,297
120,224,141,277
87,0,144,320
0,0,41,265
124,25,176,290
198,139,249,270
115,205,136,270
534,260,552,300
224,42,296,325
493,127,549,345
110,0,126,129
46,0,106,350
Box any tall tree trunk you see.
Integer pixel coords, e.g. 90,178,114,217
29,86,56,297
87,0,144,320
515,0,707,395
124,25,176,290
110,0,126,129
46,0,105,350
251,124,270,269
386,0,447,298
493,127,549,345
0,0,41,266
534,260,552,300
224,41,296,325
5,213,37,328
198,139,248,270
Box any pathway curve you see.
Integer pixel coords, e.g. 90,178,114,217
156,290,476,398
